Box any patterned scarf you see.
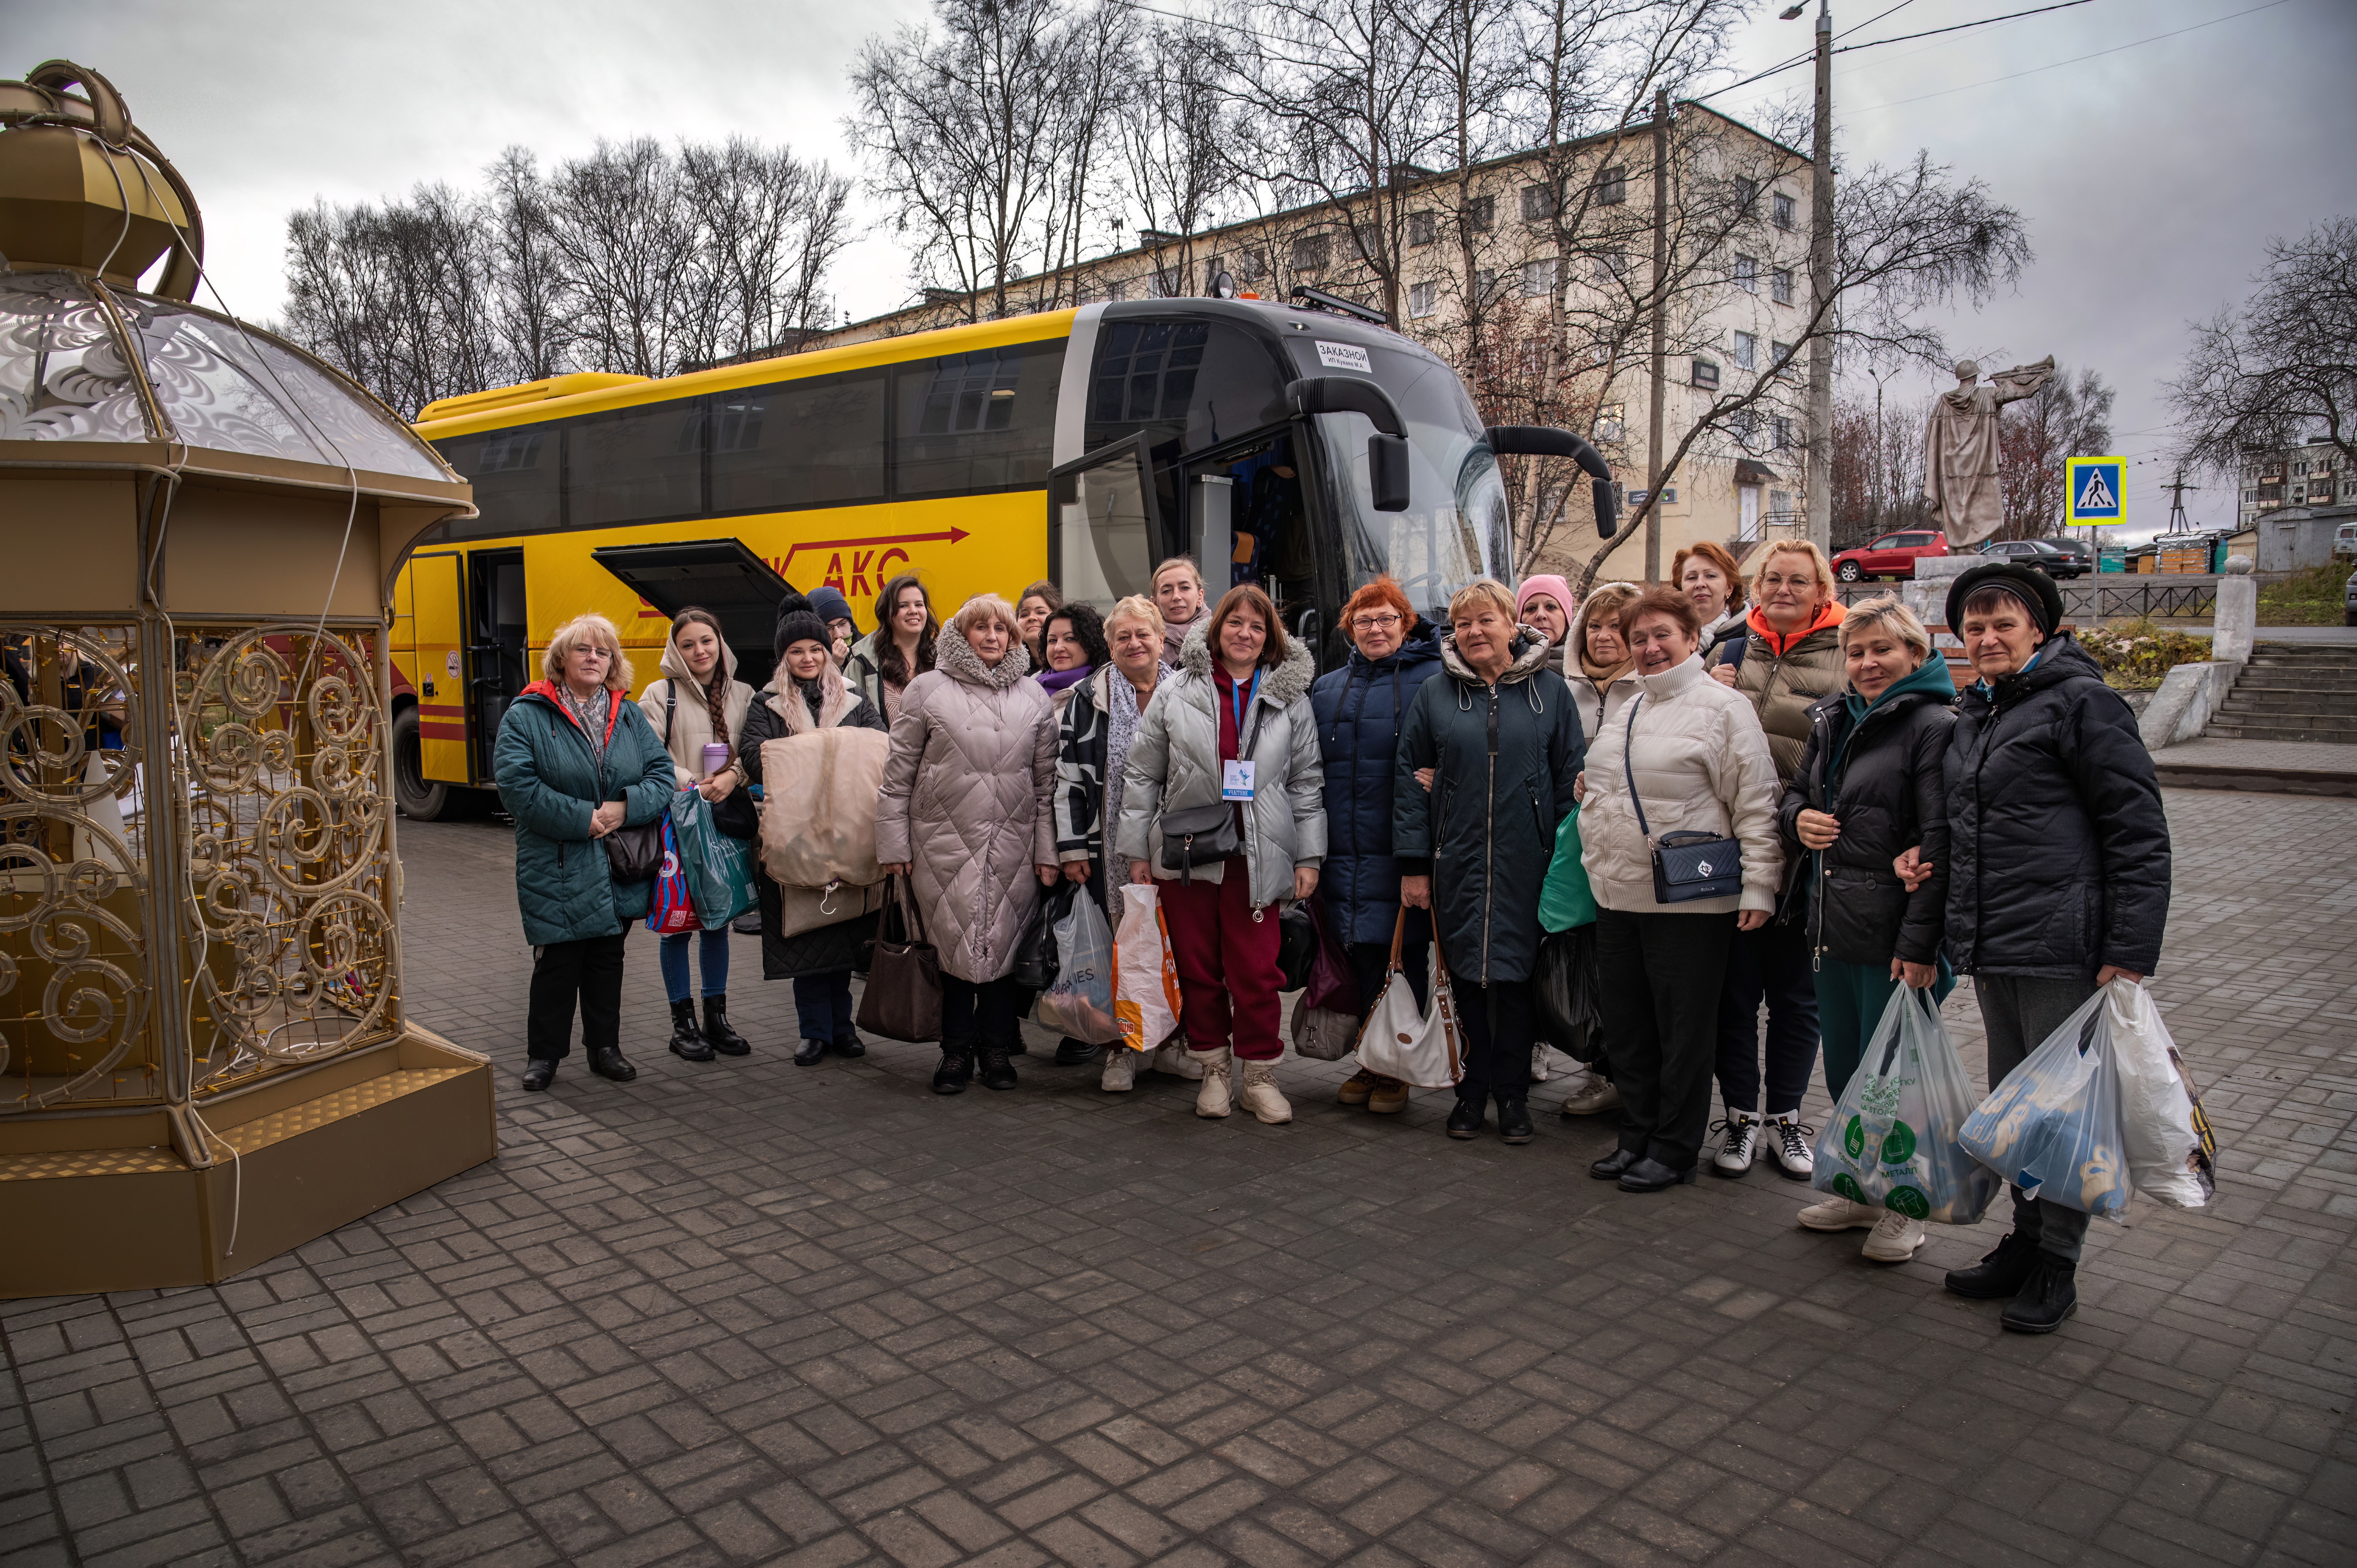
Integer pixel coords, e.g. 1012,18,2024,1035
562,685,613,768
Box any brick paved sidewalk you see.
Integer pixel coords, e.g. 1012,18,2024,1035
3,791,2351,1568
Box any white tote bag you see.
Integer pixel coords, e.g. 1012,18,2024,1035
1111,883,1182,1052
1354,911,1463,1090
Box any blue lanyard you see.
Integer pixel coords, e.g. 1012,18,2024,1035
1229,668,1262,740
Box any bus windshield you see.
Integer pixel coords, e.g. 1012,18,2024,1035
1291,335,1512,617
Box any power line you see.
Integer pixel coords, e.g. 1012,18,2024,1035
1692,0,2077,103
1846,0,2297,113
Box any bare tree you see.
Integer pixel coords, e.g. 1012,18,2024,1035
537,138,703,378
681,136,855,359
1831,378,1930,551
1998,364,2114,539
484,147,572,382
1114,18,1247,298
846,0,1123,321
2170,217,2357,473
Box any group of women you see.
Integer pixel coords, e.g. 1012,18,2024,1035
496,541,2167,1335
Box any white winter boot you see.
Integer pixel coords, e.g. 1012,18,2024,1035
1153,1042,1203,1079
1194,1047,1233,1117
1238,1059,1292,1125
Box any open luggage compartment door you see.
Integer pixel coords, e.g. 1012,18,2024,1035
592,539,797,690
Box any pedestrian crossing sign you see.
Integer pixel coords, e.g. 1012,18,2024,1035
2067,457,2125,522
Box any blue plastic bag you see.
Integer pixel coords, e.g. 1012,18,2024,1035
1811,984,2000,1225
1959,988,2132,1221
670,788,758,929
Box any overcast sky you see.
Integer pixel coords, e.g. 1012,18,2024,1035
12,0,2352,533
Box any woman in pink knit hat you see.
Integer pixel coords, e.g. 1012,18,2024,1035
1516,574,1578,674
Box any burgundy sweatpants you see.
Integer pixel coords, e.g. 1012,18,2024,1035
1158,873,1283,1061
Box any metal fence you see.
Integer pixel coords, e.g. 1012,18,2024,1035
1836,578,2218,621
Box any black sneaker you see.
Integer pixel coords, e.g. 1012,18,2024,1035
1445,1094,1485,1139
978,1044,1018,1091
1494,1089,1534,1145
1944,1230,2038,1300
931,1052,973,1095
2000,1254,2079,1334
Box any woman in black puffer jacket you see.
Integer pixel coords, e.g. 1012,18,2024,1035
1898,562,2170,1336
1777,595,1956,1265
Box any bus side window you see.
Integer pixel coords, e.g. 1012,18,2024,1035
892,341,1064,498
430,427,560,539
569,403,705,528
712,371,886,514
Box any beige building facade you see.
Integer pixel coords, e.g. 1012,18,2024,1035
809,102,1817,579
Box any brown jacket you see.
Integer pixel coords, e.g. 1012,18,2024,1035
1732,604,1848,786
874,623,1057,984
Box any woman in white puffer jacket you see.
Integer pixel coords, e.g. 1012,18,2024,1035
1578,586,1781,1194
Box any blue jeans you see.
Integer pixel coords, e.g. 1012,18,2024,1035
659,928,731,1003
794,970,856,1044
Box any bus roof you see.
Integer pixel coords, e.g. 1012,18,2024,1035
413,309,1081,439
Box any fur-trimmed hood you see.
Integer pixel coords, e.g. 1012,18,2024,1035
1175,616,1317,707
936,620,1035,690
1438,627,1554,688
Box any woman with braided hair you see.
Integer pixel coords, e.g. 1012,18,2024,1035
639,607,758,1062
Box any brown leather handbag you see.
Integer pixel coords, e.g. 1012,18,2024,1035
855,874,942,1043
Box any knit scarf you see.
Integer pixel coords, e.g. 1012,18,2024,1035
1038,662,1094,696
1578,649,1633,685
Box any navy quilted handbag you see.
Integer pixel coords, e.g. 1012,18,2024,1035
1621,697,1744,905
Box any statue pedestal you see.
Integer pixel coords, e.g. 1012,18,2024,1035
1905,555,1978,623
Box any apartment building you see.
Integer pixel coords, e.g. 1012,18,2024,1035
807,101,1815,577
2239,437,2355,528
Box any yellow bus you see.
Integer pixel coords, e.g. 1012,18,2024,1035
389,293,1616,818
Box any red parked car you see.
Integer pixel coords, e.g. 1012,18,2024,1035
1832,529,1949,582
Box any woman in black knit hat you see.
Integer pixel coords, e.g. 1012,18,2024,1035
739,594,889,1063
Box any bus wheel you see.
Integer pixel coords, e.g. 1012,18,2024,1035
392,705,451,820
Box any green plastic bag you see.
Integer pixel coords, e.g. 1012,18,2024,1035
1538,804,1597,933
671,788,758,928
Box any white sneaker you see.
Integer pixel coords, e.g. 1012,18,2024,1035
1558,1075,1622,1115
1797,1195,1884,1232
1238,1060,1292,1125
1194,1047,1232,1118
1861,1209,1926,1263
1710,1111,1762,1177
1530,1043,1552,1082
1099,1053,1135,1092
1152,1042,1203,1079
1767,1111,1816,1180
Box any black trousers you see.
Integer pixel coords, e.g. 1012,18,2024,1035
1596,908,1735,1171
942,974,1023,1055
1714,915,1822,1114
527,931,628,1061
1450,975,1536,1098
1346,938,1429,1026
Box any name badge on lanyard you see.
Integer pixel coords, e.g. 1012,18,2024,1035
1222,760,1256,801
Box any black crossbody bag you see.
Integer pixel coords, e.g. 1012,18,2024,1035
1622,695,1744,905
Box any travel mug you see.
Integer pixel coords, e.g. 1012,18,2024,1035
702,742,730,777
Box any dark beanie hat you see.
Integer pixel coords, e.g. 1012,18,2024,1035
774,591,831,660
805,585,859,635
1945,561,2063,637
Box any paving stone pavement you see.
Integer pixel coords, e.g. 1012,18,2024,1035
3,789,2353,1568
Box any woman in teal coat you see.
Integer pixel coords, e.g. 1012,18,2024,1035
494,612,677,1091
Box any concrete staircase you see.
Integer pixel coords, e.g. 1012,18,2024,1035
2206,643,2357,742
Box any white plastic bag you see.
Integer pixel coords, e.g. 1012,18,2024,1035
1354,912,1461,1091
2101,980,2210,1209
1111,884,1182,1052
1959,989,2133,1221
1811,985,2001,1225
1035,892,1119,1045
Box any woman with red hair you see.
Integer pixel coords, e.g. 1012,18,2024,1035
1309,576,1444,1113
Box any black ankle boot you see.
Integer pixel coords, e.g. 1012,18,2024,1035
2000,1253,2078,1333
1446,1093,1485,1139
978,1042,1018,1091
932,1051,973,1094
701,995,749,1056
520,1058,556,1091
1494,1089,1534,1144
668,1000,713,1062
1944,1230,2039,1300
794,1038,827,1066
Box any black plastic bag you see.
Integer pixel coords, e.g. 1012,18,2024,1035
1010,881,1070,992
1534,925,1603,1065
1276,902,1317,993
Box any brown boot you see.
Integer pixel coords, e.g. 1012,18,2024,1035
1238,1059,1292,1125
1366,1075,1409,1114
1337,1067,1378,1105
1194,1047,1233,1118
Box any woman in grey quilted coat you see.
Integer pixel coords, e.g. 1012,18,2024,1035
876,593,1060,1095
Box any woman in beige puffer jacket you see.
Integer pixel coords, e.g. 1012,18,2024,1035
876,594,1059,1095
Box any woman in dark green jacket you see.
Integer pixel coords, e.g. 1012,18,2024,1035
1395,579,1584,1144
494,613,677,1091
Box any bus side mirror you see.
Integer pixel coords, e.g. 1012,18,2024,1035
1369,434,1410,512
1483,424,1617,537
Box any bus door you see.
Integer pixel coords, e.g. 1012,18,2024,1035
1175,427,1351,671
405,551,470,787
1048,434,1164,610
466,548,528,785
590,539,797,693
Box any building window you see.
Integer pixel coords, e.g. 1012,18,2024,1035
1291,235,1328,272
1595,165,1627,206
1730,409,1759,445
1773,415,1793,450
1692,358,1719,390
1772,191,1797,230
1769,488,1792,518
1105,279,1126,303
1771,267,1794,306
1522,183,1558,222
1735,176,1758,211
1474,268,1500,302
1234,249,1264,283
1408,280,1437,319
1408,210,1435,248
1733,331,1757,371
1354,222,1380,261
1735,253,1758,293
1521,257,1560,298
1467,195,1495,233
1771,339,1794,372
1594,251,1628,284
1597,402,1625,442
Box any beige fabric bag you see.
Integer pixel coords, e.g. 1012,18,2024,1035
774,879,888,939
758,727,891,889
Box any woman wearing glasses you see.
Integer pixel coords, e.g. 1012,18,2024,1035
1308,577,1444,1114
